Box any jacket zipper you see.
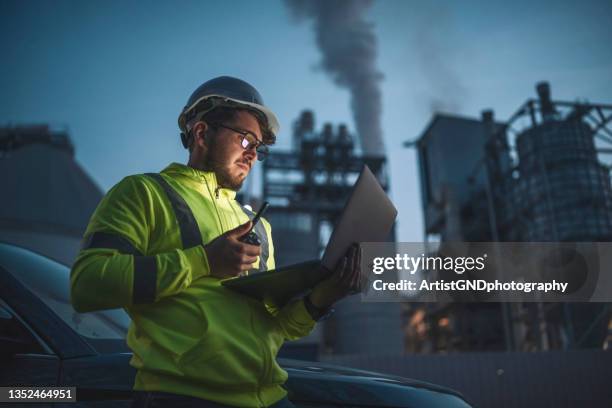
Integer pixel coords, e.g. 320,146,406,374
202,176,224,233
210,177,269,406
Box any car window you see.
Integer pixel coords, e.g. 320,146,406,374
0,243,130,351
0,299,47,355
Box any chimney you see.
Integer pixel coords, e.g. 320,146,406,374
337,124,349,141
322,123,333,143
481,109,496,139
536,81,556,121
481,109,494,123
300,110,315,133
294,110,317,151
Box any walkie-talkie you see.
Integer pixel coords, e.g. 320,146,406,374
239,201,269,246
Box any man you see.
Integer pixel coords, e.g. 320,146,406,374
70,76,361,408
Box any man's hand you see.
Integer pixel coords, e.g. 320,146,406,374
309,244,362,309
203,222,261,279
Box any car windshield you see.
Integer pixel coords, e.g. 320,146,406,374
0,243,130,353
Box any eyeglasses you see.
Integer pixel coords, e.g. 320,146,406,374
212,123,269,161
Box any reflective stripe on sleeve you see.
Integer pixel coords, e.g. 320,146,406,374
80,231,157,304
133,256,157,304
81,231,142,256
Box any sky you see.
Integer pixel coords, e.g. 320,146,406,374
1,0,611,242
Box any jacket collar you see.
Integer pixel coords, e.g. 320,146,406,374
161,162,237,199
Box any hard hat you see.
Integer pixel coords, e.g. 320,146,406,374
178,76,279,148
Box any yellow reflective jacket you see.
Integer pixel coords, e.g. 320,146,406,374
70,162,316,408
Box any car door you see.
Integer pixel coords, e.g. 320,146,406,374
0,299,60,408
0,244,133,407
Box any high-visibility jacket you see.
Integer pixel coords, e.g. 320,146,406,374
70,162,316,408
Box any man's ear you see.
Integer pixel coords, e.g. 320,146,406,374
193,121,210,148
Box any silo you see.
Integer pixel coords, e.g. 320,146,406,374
515,83,612,241
0,125,103,265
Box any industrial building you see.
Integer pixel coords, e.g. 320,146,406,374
0,125,103,266
406,82,612,352
4,94,612,408
264,110,403,358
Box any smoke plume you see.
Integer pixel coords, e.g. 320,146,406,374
285,0,385,156
413,7,467,114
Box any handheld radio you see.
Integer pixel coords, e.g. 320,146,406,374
239,201,269,246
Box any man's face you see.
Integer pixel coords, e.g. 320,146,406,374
202,110,261,191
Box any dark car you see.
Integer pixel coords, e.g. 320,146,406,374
0,242,473,407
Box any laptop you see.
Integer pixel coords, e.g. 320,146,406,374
222,165,397,306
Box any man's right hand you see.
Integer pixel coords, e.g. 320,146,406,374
203,222,261,279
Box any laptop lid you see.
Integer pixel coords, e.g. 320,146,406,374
222,165,397,304
321,165,397,270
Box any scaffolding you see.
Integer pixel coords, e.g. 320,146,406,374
263,110,397,356
263,110,389,262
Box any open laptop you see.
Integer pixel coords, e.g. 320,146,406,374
222,165,397,306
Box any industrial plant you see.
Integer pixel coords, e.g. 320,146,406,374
406,82,612,353
262,110,402,358
2,81,612,408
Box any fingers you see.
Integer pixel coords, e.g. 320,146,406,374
230,246,259,271
239,262,256,272
227,221,252,237
339,244,362,294
333,245,355,279
234,241,261,257
205,222,264,279
311,245,362,306
339,253,355,287
218,238,261,277
234,252,259,266
222,255,257,277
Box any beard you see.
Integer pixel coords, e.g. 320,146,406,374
202,138,245,191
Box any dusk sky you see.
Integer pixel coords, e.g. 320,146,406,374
2,0,611,241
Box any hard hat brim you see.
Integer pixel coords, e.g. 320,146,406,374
180,95,280,139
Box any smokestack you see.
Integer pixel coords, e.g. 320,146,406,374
285,0,385,156
536,81,556,121
481,109,496,141
338,124,350,143
293,110,317,151
322,122,334,143
481,109,494,124
299,110,315,133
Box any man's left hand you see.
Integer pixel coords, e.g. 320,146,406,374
308,243,362,309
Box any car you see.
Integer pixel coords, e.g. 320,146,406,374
0,242,473,407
